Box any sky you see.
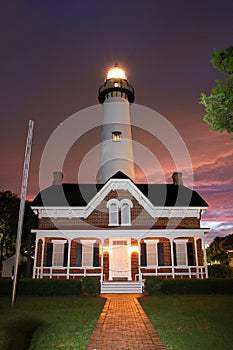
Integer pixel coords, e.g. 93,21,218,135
1,0,233,244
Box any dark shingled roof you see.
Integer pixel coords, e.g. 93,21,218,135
31,171,208,208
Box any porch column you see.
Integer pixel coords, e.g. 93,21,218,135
100,239,103,284
66,239,71,279
40,238,45,279
202,237,208,278
137,239,141,282
194,238,199,278
170,239,175,279
33,237,39,279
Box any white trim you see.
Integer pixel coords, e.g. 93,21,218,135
41,238,45,278
80,239,96,245
106,198,119,208
51,239,67,244
31,228,209,242
119,198,133,208
144,239,159,244
31,206,206,219
32,179,208,219
174,239,189,243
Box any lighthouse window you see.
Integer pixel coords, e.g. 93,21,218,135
112,131,122,142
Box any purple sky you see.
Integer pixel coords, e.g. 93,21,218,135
1,1,233,243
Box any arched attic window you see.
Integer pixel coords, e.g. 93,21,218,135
120,199,133,226
107,199,119,226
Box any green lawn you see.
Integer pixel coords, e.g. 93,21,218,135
140,295,233,350
0,296,105,350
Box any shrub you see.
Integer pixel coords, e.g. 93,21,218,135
144,276,164,295
0,279,82,297
81,277,100,296
208,264,233,278
144,277,233,295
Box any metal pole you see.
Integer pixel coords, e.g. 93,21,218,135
11,120,34,306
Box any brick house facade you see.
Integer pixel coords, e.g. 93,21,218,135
31,171,209,293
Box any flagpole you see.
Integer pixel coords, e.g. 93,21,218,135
12,120,34,306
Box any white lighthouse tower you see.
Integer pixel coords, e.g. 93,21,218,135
98,64,135,184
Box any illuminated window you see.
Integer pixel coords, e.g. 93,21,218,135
112,131,122,142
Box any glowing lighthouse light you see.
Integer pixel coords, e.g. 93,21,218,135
107,66,127,80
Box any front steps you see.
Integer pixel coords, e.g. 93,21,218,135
101,281,143,294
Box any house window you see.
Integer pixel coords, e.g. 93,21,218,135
80,240,96,267
51,240,66,267
107,199,119,226
174,240,188,266
141,241,164,267
107,199,133,226
120,199,133,226
112,131,122,142
82,244,93,266
144,240,158,266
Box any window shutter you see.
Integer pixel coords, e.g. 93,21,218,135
158,243,164,266
187,242,194,266
173,242,177,266
46,243,53,267
76,243,82,267
141,243,147,266
93,243,100,267
63,243,68,267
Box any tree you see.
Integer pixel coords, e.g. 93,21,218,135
0,190,37,275
207,234,233,265
199,46,233,134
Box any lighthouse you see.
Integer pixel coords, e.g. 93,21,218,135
98,64,135,184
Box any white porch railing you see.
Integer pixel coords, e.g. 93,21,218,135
136,265,207,280
33,266,103,279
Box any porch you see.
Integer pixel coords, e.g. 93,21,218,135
32,229,209,292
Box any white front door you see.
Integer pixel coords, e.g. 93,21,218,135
109,238,131,280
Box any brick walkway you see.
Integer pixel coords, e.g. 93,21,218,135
86,294,166,350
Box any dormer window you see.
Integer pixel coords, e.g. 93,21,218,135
112,131,122,142
107,199,119,226
120,199,133,226
107,198,133,226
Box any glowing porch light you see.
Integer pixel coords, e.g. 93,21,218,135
130,245,138,254
103,246,110,253
107,66,127,80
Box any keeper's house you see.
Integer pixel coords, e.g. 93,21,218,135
31,65,209,293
